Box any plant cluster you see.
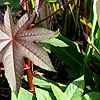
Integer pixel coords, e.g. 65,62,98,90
0,0,100,100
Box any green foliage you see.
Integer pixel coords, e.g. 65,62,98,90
35,87,56,100
12,88,36,100
38,33,68,53
39,34,82,73
0,0,20,13
12,76,100,100
82,92,100,100
1,0,100,100
64,76,84,100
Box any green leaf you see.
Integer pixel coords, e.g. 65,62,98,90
57,82,67,92
24,76,58,91
39,37,68,47
34,76,58,91
82,92,100,100
11,87,36,100
35,87,56,100
95,27,100,39
52,34,82,73
38,36,68,53
94,28,100,60
0,0,13,5
50,83,64,100
64,76,84,100
81,63,92,79
94,73,100,92
39,34,82,73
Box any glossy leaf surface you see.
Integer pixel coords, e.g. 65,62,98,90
12,87,36,100
35,87,56,100
64,76,84,100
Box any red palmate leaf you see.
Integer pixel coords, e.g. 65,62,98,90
0,6,56,96
34,0,46,15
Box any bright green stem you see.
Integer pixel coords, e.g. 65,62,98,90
53,3,57,11
31,0,34,8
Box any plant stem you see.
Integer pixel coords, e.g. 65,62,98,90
32,0,73,27
83,32,100,55
0,66,30,71
26,1,29,14
26,59,35,94
89,42,100,55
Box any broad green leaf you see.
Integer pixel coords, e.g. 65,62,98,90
64,76,84,100
35,87,56,100
39,34,82,73
24,75,67,92
52,34,82,73
39,38,68,47
34,77,58,90
82,92,100,100
50,83,64,100
24,76,58,91
57,82,67,92
38,36,68,53
11,87,36,100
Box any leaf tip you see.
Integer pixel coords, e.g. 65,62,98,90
49,67,57,72
83,32,90,43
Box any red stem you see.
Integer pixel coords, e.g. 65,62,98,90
26,1,29,14
0,66,30,71
26,59,35,94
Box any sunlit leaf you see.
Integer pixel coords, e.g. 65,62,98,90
12,87,36,100
64,76,84,100
83,92,100,100
35,87,56,100
50,83,64,100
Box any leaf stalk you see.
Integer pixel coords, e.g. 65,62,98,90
26,59,35,94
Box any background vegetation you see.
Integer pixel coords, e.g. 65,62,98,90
0,0,100,100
